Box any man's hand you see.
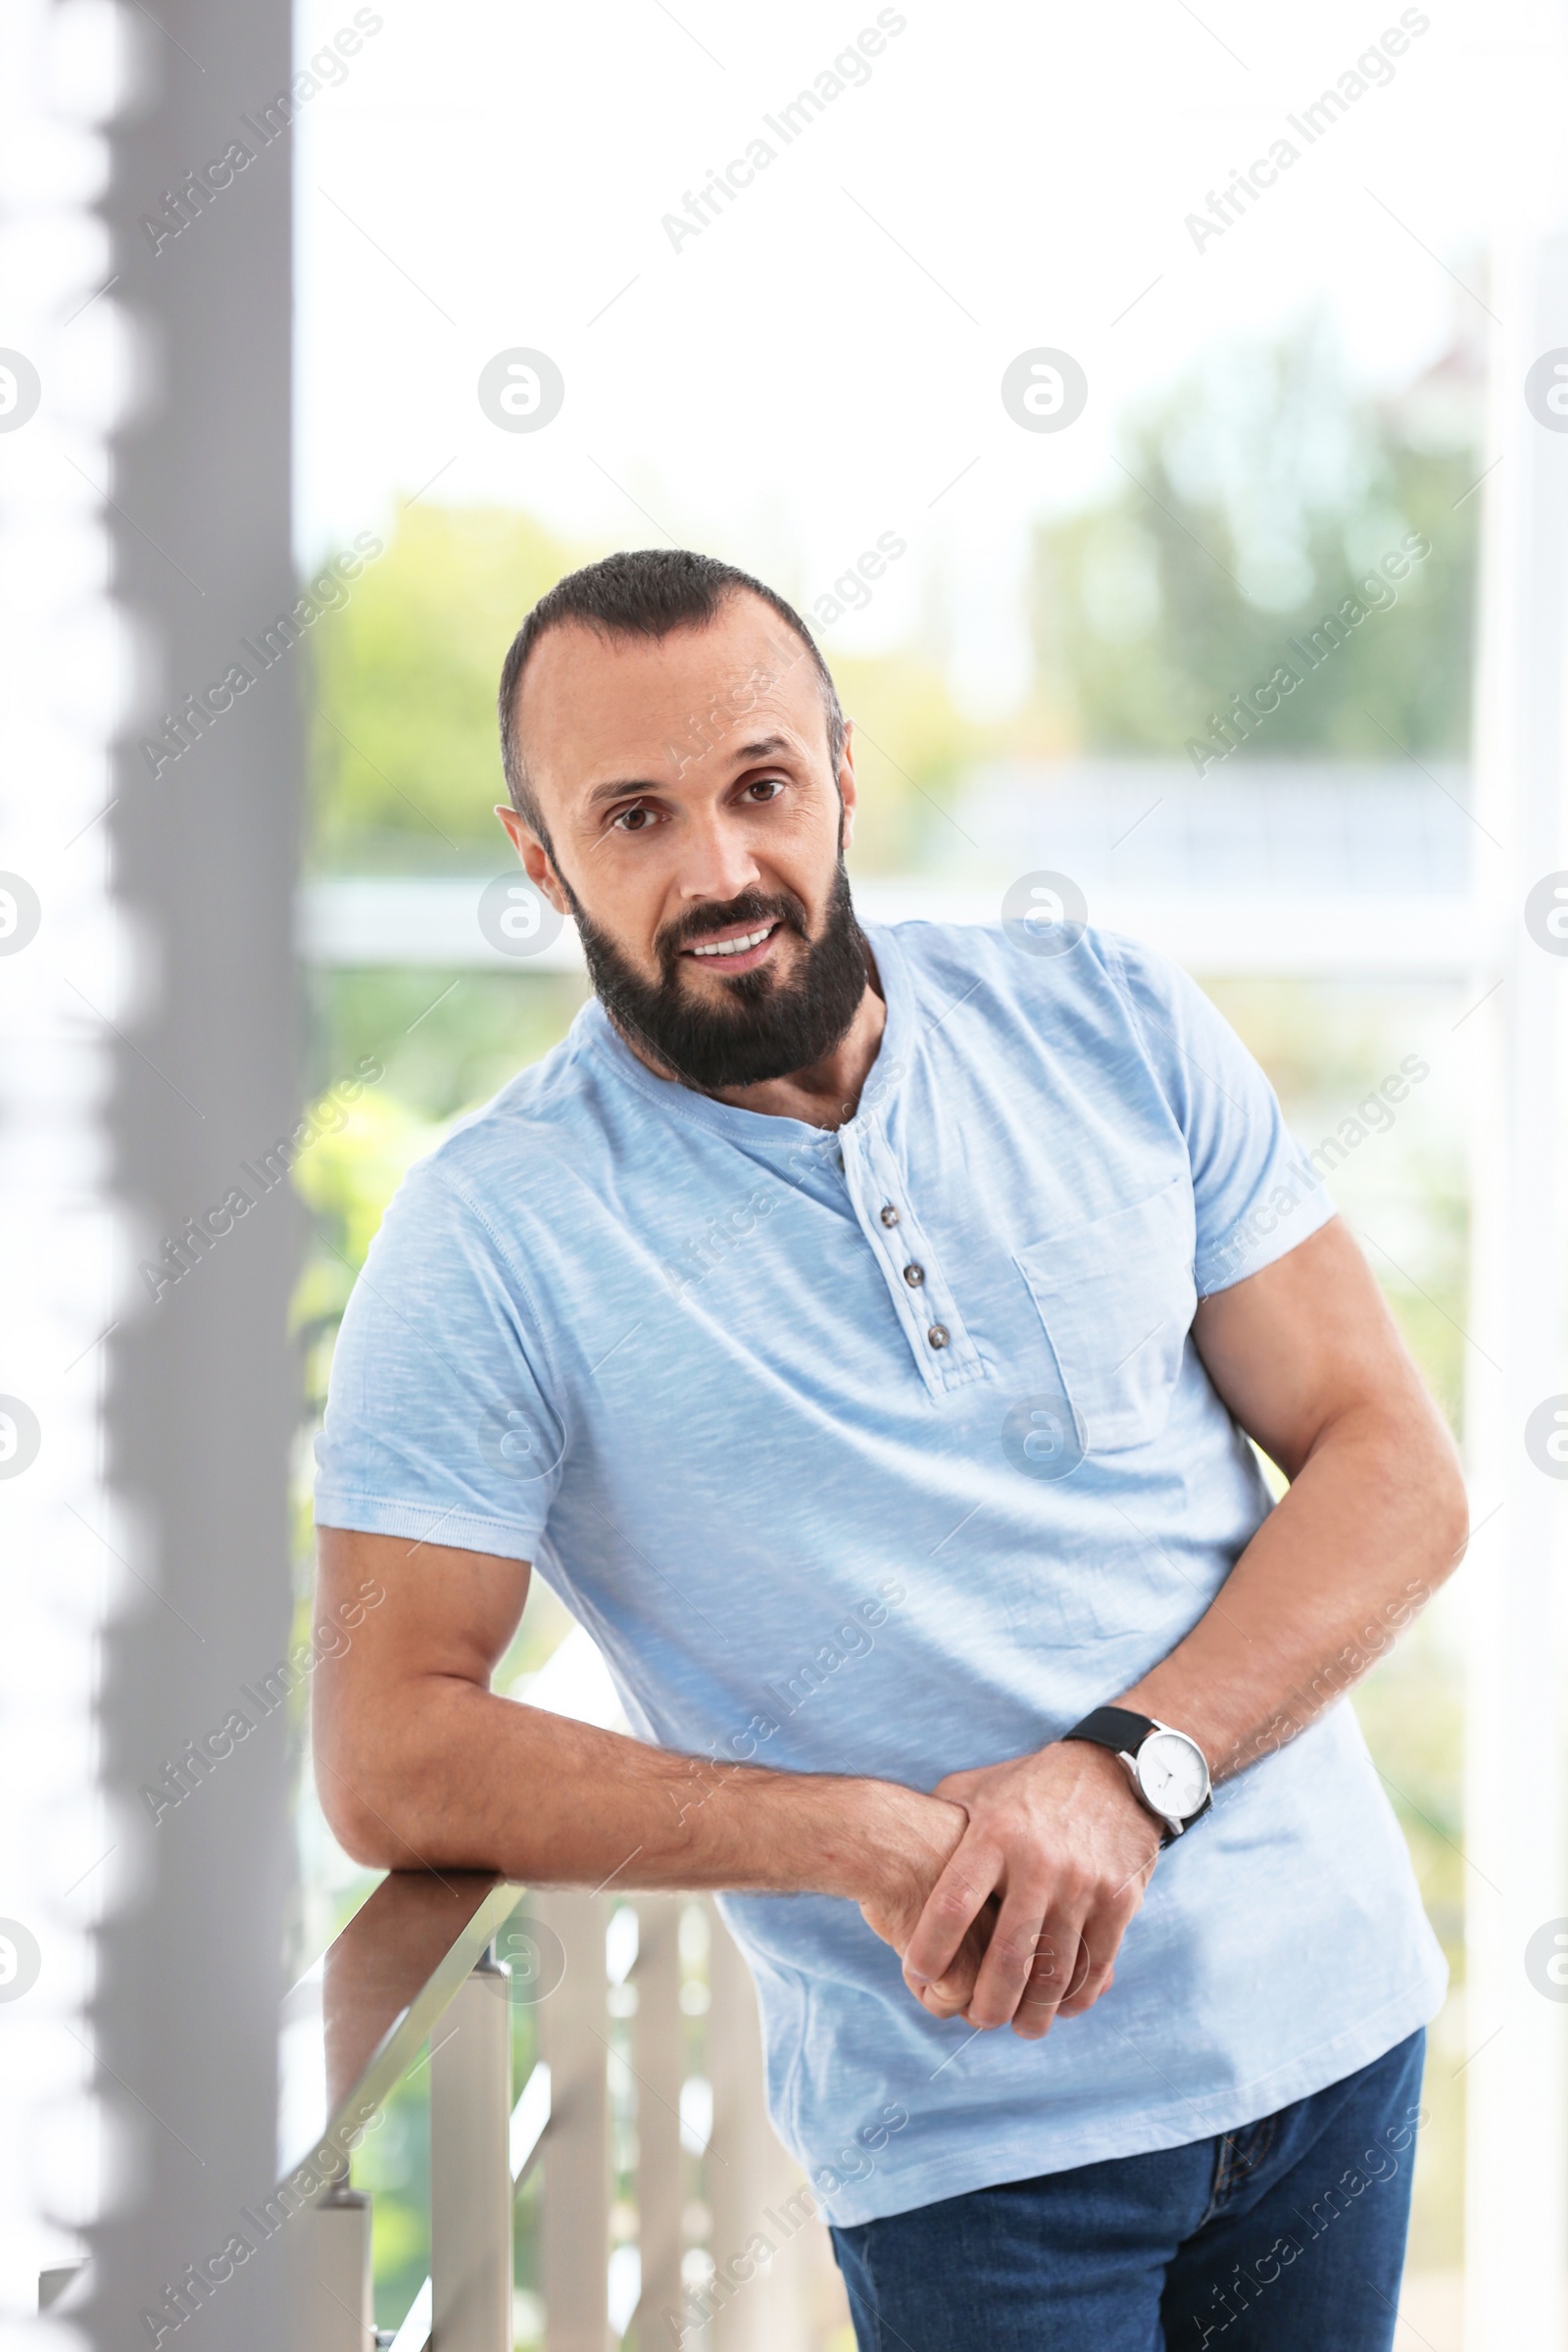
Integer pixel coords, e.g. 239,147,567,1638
902,1740,1162,2039
315,1529,1010,2003
857,1783,999,2023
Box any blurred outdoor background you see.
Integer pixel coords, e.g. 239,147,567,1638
291,340,1480,2350
270,1,1540,2340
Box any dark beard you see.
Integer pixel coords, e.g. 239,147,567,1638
561,858,871,1093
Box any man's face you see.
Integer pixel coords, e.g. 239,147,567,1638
500,591,868,1090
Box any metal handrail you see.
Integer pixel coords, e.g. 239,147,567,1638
279,1870,526,2349
383,2050,553,2352
279,1868,521,2186
273,1864,828,2350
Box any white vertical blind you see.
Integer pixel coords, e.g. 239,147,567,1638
1462,231,1568,2352
0,0,139,2329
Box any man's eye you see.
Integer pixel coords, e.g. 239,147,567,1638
745,777,785,802
612,805,656,832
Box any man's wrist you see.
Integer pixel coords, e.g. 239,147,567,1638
811,1775,966,1905
1112,1684,1217,1776
1059,1732,1159,1832
1064,1698,1213,1843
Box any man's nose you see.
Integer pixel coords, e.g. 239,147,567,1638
676,808,763,906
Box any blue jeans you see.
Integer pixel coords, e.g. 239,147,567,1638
831,2030,1426,2351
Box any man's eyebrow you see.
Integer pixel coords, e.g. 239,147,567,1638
581,736,796,811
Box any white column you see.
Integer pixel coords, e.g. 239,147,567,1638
705,1904,840,2352
1463,231,1568,2351
538,1892,610,2352
290,2186,374,2349
3,0,298,2338
431,1957,515,2352
0,0,126,2320
635,1900,685,2343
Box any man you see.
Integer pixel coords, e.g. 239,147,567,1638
313,550,1464,2349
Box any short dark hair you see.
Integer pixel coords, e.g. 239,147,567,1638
496,548,845,836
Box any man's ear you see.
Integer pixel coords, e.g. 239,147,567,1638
495,804,568,915
837,719,858,854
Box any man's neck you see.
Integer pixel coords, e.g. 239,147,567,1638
613,963,888,1132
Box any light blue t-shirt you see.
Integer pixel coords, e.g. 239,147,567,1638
315,919,1446,2224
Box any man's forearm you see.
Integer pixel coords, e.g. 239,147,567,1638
318,1669,960,1904
893,1395,1465,2039
1119,1398,1467,1781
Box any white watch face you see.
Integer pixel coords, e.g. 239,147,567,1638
1136,1729,1209,1820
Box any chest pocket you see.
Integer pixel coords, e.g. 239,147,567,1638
1012,1177,1198,1455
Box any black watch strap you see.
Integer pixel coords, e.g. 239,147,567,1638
1062,1706,1210,1847
1062,1704,1158,1759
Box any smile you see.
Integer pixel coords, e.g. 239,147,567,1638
681,920,781,967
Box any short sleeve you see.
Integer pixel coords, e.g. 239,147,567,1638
1103,931,1336,1297
314,1160,566,1561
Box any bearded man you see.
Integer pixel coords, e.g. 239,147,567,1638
313,549,1462,2352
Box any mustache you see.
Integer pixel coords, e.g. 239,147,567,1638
658,891,810,966
567,854,866,1094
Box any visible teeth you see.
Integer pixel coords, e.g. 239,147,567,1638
690,924,772,956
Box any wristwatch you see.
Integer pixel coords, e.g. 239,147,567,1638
1062,1705,1212,1845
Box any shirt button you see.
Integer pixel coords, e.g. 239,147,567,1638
903,1263,924,1288
927,1324,950,1349
879,1204,900,1227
